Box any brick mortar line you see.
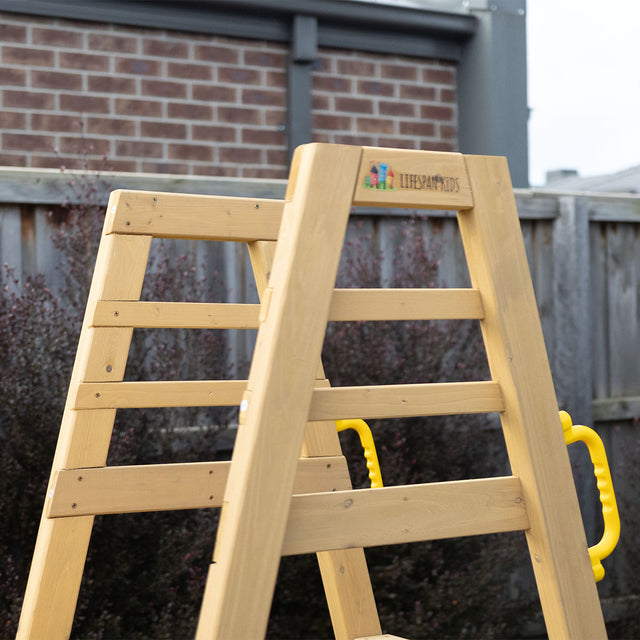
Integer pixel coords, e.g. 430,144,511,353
4,44,287,72
2,85,273,107
312,71,452,87
314,97,456,109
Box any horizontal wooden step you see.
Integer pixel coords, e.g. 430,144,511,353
74,380,504,418
308,381,504,420
75,380,246,409
47,456,349,517
329,288,484,321
281,476,528,556
105,190,283,241
49,466,528,555
91,301,261,329
90,289,483,329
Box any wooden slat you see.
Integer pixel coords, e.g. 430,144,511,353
46,456,350,517
352,147,473,210
329,288,483,320
75,380,247,409
308,381,504,420
281,476,529,556
104,190,284,241
74,380,503,416
91,288,483,329
91,301,261,329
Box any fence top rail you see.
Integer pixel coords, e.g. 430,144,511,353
0,166,288,205
0,166,639,221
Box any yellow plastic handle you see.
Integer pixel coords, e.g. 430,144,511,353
559,411,620,582
336,419,383,488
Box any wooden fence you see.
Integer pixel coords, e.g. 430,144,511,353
1,166,639,612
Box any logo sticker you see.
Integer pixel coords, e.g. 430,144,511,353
363,161,460,193
363,162,396,191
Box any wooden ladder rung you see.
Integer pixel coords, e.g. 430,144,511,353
74,380,247,409
91,301,261,329
91,289,484,330
330,288,484,321
47,456,350,517
74,380,503,415
308,381,504,420
281,476,528,556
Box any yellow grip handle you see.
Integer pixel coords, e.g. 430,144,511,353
559,411,620,582
336,419,383,488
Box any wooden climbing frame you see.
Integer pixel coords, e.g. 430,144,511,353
19,144,606,639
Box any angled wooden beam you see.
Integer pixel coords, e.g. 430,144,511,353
458,154,606,638
195,143,364,639
17,206,152,640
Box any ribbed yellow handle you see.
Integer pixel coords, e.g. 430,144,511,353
559,410,620,582
336,419,383,488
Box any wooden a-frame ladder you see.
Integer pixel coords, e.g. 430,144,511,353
19,143,606,639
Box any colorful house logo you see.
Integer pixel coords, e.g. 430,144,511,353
363,161,396,191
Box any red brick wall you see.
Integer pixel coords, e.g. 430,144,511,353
1,12,457,178
313,49,456,152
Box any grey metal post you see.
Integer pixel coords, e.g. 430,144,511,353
287,15,318,162
457,0,529,187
